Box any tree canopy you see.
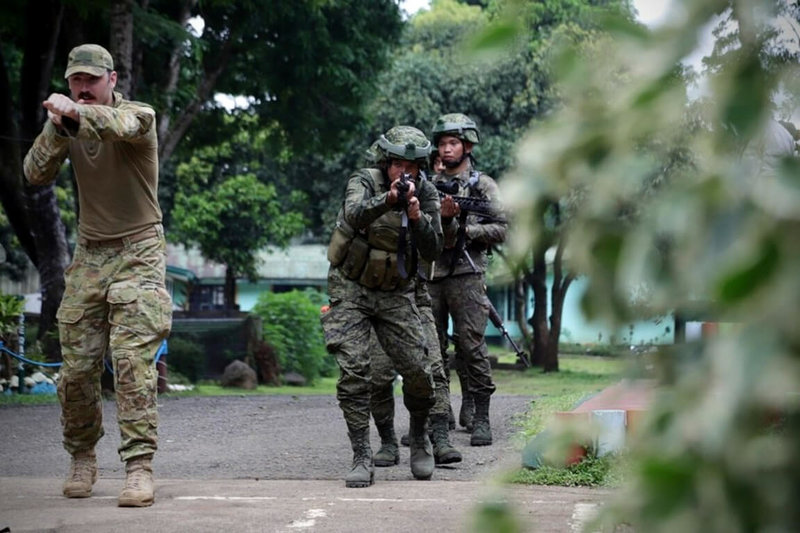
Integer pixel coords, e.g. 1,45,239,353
0,0,404,356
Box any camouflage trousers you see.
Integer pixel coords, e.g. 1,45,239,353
370,285,451,426
56,225,172,462
428,273,496,398
321,267,435,432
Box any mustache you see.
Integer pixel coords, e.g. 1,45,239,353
78,92,94,100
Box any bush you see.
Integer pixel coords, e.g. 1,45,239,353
251,289,334,384
0,291,24,340
165,335,205,383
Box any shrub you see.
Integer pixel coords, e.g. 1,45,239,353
251,289,334,384
0,292,24,340
165,335,205,383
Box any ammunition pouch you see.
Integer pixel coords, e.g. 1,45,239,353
367,211,403,251
340,235,370,281
359,249,405,291
328,214,372,280
327,224,355,266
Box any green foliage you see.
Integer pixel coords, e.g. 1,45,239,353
251,290,334,384
510,453,622,487
0,291,24,338
165,335,206,384
471,499,523,533
170,173,306,282
503,0,800,530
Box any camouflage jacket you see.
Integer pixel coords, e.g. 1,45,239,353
430,163,507,279
23,91,161,240
343,168,443,263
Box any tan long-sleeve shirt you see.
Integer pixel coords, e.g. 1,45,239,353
23,91,161,241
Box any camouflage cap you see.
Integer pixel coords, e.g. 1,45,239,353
64,44,114,79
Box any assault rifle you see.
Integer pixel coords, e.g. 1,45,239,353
396,172,413,279
434,181,504,222
396,172,412,210
487,299,531,368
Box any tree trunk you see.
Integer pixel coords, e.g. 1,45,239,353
0,46,37,265
224,265,237,312
19,1,68,361
158,30,235,163
544,240,573,372
155,0,196,145
529,245,549,368
24,184,69,361
514,278,531,346
110,0,134,97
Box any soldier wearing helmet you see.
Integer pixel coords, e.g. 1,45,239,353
430,148,446,175
322,126,445,488
427,113,507,447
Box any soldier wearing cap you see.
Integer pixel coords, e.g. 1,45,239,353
321,125,443,487
23,44,171,507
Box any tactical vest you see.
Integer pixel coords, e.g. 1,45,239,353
432,169,490,280
326,169,415,291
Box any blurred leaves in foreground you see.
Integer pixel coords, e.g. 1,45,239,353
499,0,800,530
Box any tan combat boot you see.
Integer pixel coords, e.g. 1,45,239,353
118,455,154,507
63,450,97,498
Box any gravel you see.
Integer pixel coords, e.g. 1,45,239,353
0,394,536,482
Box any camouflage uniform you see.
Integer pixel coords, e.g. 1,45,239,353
322,126,442,485
429,162,506,398
429,113,507,444
322,172,442,429
369,275,462,465
369,281,449,422
24,86,171,464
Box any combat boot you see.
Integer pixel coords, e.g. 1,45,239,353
458,371,475,431
400,416,433,446
470,395,493,446
118,455,154,507
408,414,434,480
430,414,462,465
345,428,374,488
63,450,97,498
373,422,399,467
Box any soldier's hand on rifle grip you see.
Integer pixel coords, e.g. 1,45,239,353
386,183,400,206
388,177,414,206
441,195,460,219
407,196,421,222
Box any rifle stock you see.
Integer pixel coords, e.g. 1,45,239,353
486,298,531,368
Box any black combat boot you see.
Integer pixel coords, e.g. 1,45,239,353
457,369,474,431
470,395,493,446
373,422,399,467
459,393,475,432
400,416,433,447
408,414,434,480
430,413,462,464
345,428,374,488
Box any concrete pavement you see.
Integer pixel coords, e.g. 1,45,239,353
0,477,611,533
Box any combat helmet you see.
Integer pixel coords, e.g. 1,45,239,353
368,125,432,167
431,113,480,145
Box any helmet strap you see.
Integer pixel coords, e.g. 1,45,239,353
443,140,471,169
